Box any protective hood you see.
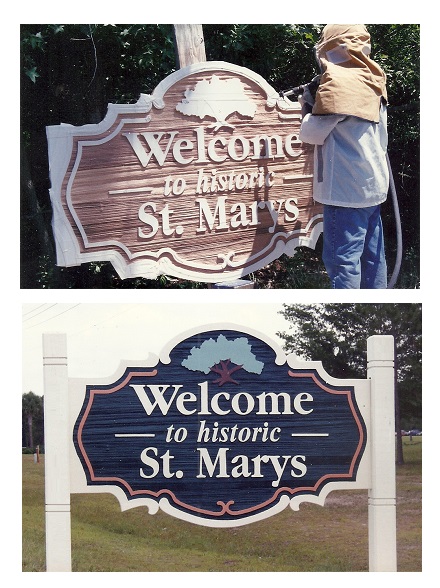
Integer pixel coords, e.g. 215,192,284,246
312,24,387,122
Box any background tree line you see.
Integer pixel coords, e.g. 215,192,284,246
21,24,419,288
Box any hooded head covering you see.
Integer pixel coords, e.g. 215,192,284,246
312,24,387,122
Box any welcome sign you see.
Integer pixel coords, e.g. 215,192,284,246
47,62,322,282
71,326,368,526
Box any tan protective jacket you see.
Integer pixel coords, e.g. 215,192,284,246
312,24,387,123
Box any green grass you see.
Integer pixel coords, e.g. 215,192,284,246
22,438,422,572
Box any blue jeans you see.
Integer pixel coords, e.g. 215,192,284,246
322,204,387,289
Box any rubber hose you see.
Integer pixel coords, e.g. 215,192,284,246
386,153,403,289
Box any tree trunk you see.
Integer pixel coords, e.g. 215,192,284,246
27,413,34,450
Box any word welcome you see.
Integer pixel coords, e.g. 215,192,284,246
130,382,314,417
123,126,302,169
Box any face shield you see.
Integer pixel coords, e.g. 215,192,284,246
311,24,387,122
314,24,372,70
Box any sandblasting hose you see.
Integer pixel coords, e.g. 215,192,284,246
386,153,403,289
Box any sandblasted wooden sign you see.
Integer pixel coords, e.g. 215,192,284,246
71,326,368,527
47,62,322,282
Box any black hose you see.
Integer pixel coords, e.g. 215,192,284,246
386,153,403,289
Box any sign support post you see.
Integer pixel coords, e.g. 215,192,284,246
172,24,255,289
43,333,72,572
367,335,397,571
173,24,206,68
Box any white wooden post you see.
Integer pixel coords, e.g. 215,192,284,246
367,335,397,571
43,333,72,572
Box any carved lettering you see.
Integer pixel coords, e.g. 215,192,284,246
124,126,302,169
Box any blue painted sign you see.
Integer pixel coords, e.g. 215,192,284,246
73,328,366,525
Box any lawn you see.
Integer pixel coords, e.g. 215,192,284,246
22,436,422,572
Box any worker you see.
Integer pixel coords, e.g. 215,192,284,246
299,24,389,288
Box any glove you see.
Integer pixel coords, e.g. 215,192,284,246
298,94,313,117
299,83,315,107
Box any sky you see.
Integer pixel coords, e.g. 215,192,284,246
22,300,294,397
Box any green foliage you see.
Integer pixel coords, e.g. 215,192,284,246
277,303,422,426
367,24,420,272
20,24,419,288
204,24,322,89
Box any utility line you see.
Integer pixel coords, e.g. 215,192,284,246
22,303,50,317
70,305,134,337
23,303,82,329
22,303,58,322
